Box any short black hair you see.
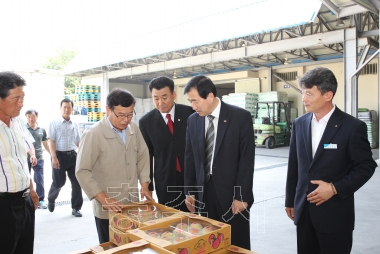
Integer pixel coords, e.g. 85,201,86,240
148,76,174,93
299,67,337,97
107,88,136,110
25,109,39,117
0,72,26,100
60,98,74,108
183,75,217,99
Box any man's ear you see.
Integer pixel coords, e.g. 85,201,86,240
324,91,333,101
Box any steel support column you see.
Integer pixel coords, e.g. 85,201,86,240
267,67,273,91
101,72,109,112
344,28,358,116
378,12,380,162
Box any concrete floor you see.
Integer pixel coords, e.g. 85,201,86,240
33,147,380,254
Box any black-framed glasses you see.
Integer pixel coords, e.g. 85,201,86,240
112,110,136,120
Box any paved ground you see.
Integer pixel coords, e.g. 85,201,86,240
33,147,380,254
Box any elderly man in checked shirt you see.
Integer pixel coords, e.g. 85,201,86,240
47,98,84,217
0,72,39,254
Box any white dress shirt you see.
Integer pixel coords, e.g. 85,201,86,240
311,105,336,157
161,104,175,124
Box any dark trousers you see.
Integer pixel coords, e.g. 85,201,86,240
0,193,35,254
158,169,188,212
297,203,353,254
28,159,45,201
48,151,83,210
201,178,251,250
95,217,110,244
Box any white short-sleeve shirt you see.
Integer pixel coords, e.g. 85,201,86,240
0,117,33,192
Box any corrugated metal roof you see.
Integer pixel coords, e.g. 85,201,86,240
64,0,321,75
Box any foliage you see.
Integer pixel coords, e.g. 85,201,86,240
43,48,80,94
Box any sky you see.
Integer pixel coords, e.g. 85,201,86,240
0,0,321,71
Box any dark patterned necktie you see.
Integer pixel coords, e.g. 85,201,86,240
205,115,215,177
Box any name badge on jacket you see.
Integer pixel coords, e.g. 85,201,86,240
324,144,337,149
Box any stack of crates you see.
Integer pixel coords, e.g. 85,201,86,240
358,109,379,148
74,85,105,122
68,94,78,104
222,93,258,118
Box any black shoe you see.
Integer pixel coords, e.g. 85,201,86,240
72,209,82,217
48,202,55,212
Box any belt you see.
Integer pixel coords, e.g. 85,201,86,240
56,150,75,155
0,189,30,198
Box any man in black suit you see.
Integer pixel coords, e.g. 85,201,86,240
139,76,193,211
285,67,377,254
183,75,255,250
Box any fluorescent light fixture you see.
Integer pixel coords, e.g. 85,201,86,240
336,18,345,27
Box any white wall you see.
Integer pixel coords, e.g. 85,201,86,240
109,82,145,98
18,69,64,130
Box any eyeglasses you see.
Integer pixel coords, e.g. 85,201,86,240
111,110,136,120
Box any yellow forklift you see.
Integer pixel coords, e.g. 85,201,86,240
253,101,292,149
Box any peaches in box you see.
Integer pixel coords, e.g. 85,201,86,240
109,201,182,231
128,213,231,254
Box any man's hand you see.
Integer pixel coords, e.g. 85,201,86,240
285,207,294,221
232,199,248,214
29,180,39,210
30,188,39,210
185,195,196,213
95,192,124,212
30,156,37,167
51,156,60,169
307,180,335,206
140,182,154,201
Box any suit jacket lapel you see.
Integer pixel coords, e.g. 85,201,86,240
173,104,182,137
154,109,172,136
312,108,343,164
214,102,229,157
196,115,206,164
302,114,313,164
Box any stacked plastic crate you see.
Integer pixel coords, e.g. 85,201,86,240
358,109,379,148
222,93,258,118
75,85,105,122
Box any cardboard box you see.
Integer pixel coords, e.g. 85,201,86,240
99,239,175,254
212,245,259,254
66,242,119,254
128,213,231,254
109,225,142,246
109,201,183,232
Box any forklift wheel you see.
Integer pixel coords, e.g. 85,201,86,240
265,137,275,149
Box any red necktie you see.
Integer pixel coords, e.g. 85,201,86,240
166,114,182,172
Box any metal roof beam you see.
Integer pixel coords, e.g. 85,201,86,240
352,0,379,15
319,0,339,16
339,5,370,18
104,29,347,79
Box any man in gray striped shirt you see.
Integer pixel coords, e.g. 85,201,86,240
47,98,83,217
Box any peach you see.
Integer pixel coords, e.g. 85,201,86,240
147,231,161,239
202,225,214,234
189,222,203,231
161,231,175,241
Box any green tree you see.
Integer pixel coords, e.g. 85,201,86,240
43,48,80,94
